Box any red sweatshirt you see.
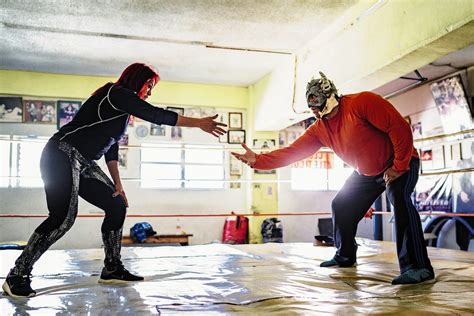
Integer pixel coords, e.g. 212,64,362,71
254,91,418,176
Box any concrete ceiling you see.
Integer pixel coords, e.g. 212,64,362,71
373,44,474,98
0,0,360,86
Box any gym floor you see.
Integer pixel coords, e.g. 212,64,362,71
1,239,473,314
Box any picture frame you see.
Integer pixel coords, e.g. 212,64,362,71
118,148,128,169
166,106,185,116
0,97,23,123
150,123,166,136
450,143,461,163
217,112,228,125
200,107,217,117
128,115,135,127
228,112,243,129
118,133,129,146
228,130,245,144
171,126,182,140
411,121,422,139
229,155,243,176
23,100,56,124
184,107,201,118
253,139,277,174
461,139,473,161
57,100,81,129
253,139,276,151
254,169,276,175
430,75,473,133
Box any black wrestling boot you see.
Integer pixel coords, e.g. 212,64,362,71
2,273,36,298
98,264,144,284
320,257,357,268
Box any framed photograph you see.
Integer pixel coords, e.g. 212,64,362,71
431,145,445,170
420,149,433,172
0,97,23,123
255,169,276,175
184,107,201,118
411,121,422,139
166,106,185,116
200,107,217,117
171,126,182,140
118,149,128,169
461,139,473,161
279,131,287,146
23,100,56,124
229,155,243,176
118,134,129,146
430,75,473,133
253,139,276,151
57,100,81,129
128,115,135,127
229,112,243,129
150,124,166,136
217,112,228,125
228,130,246,144
450,143,461,163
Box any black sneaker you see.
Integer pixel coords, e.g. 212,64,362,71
2,274,36,298
391,268,435,285
98,265,144,284
320,257,357,268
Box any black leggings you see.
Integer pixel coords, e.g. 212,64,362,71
11,140,126,275
37,140,126,234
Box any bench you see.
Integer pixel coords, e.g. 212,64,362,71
122,234,193,246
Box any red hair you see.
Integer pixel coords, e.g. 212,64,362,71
93,63,160,96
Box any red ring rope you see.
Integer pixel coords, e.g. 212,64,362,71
0,211,473,218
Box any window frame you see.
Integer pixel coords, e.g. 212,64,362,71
139,143,226,190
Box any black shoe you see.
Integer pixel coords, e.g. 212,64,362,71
98,265,144,284
320,257,357,268
2,274,36,298
391,268,435,285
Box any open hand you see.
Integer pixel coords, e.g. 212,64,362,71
231,143,257,167
199,114,227,137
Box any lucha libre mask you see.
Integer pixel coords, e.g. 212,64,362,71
306,71,339,117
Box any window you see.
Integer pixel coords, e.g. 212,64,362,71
0,136,48,188
15,137,47,187
291,151,353,191
0,135,11,187
140,144,225,189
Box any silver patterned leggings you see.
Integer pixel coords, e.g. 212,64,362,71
11,140,127,276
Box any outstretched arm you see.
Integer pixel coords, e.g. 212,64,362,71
232,126,322,170
176,114,227,138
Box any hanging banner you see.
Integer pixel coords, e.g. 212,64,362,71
414,174,452,212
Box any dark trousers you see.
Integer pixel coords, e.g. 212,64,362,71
11,140,127,275
37,140,126,234
332,157,433,273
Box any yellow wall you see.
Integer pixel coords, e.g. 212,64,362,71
0,70,248,109
247,77,280,243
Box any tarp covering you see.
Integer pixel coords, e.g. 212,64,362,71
1,239,473,314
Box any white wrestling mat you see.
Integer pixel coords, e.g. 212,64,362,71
1,239,474,315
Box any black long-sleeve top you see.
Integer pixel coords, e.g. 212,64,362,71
52,84,178,162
